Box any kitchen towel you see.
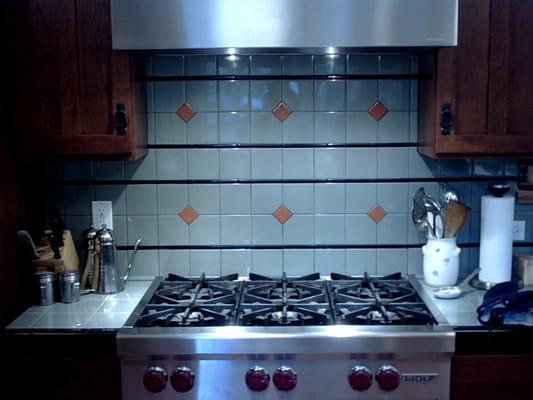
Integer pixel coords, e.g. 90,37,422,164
477,281,533,328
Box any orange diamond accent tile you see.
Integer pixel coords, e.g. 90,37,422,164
176,102,197,122
179,205,199,225
368,204,387,224
368,101,388,121
272,102,293,122
272,205,293,224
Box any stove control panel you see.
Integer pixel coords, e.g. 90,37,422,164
143,366,168,393
245,366,270,391
273,366,297,391
348,366,373,391
376,365,401,391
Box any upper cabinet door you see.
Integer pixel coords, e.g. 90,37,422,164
419,0,533,158
486,0,533,139
7,0,146,160
8,0,82,139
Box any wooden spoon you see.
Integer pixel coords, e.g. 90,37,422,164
444,200,471,238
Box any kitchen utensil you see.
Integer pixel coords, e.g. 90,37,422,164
59,271,80,303
433,267,481,299
425,212,436,239
95,225,142,294
424,195,442,238
48,205,65,249
412,187,429,235
443,200,471,238
81,225,98,289
16,230,40,260
440,189,459,214
34,271,56,306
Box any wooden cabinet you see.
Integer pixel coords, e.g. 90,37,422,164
1,333,122,400
419,0,533,158
451,355,533,399
6,0,146,160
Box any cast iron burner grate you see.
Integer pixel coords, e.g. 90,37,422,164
137,304,236,327
238,304,331,326
329,272,436,325
238,272,334,326
134,273,241,327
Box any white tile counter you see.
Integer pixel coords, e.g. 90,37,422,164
418,279,485,327
6,280,152,330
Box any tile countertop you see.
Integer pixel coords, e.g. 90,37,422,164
418,280,485,327
6,280,152,330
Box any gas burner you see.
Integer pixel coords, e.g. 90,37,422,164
238,272,333,325
134,273,241,328
330,272,436,325
153,282,237,305
244,281,327,304
238,304,332,326
331,278,417,304
137,304,236,327
336,304,435,325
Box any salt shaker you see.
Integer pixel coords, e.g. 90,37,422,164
35,271,56,306
59,271,80,303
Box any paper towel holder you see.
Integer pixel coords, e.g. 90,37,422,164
470,183,513,291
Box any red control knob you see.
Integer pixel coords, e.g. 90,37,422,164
245,366,270,391
273,366,297,391
376,365,401,391
348,366,373,391
170,366,195,392
143,366,168,393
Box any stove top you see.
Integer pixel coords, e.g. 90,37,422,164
133,272,438,328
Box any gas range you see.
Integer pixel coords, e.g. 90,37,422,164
118,272,455,399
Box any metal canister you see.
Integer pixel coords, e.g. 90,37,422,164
35,271,56,306
59,271,80,303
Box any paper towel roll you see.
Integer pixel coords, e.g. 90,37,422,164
479,195,515,284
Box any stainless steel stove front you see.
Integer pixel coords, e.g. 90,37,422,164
118,276,455,399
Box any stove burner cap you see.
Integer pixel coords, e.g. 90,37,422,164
367,310,398,323
174,311,204,325
267,311,302,324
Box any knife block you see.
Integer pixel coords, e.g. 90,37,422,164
32,230,80,273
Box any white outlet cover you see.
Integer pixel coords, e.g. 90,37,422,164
512,220,526,241
92,201,113,230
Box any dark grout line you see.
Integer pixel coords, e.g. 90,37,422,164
56,176,519,186
116,242,533,251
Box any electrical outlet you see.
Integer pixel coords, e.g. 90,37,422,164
512,220,526,241
92,201,113,230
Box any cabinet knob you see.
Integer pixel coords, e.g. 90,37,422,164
115,103,128,135
440,103,454,135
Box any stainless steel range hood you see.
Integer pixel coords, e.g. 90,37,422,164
111,0,457,52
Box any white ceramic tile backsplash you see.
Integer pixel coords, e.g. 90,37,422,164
50,54,531,279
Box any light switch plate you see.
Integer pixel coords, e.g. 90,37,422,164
512,220,526,241
92,201,113,230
